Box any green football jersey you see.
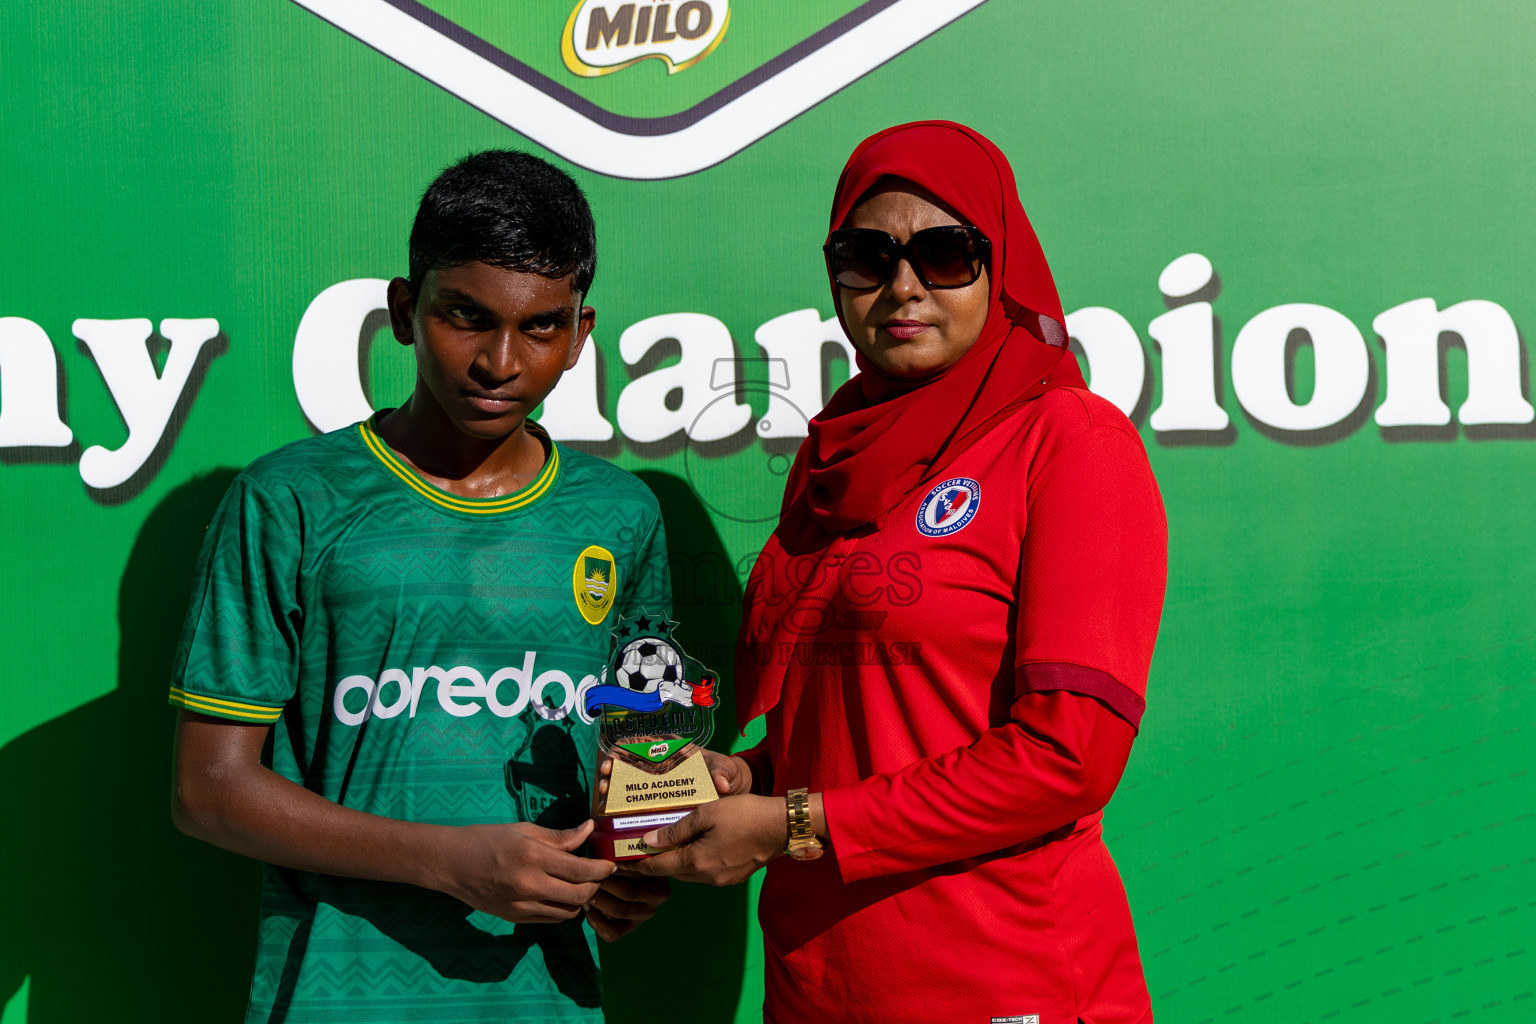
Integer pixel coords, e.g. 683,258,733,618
169,417,671,1024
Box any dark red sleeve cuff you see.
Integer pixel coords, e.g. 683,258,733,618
732,739,775,796
1018,662,1145,729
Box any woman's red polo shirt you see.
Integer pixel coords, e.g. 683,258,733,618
736,387,1167,1024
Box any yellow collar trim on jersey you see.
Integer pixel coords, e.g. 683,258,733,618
358,419,560,515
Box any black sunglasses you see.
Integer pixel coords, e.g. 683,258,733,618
823,225,991,290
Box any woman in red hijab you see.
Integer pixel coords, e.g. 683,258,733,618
632,122,1167,1023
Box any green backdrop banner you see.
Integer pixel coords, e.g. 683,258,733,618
2,2,1533,1022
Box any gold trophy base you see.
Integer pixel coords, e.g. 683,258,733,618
591,751,718,861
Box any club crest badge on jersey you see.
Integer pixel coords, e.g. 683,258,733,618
572,545,618,624
916,477,981,537
583,611,717,772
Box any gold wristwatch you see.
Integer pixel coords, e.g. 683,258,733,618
785,787,824,861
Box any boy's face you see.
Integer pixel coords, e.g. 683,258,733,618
387,261,594,442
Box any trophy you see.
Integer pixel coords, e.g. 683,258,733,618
584,611,719,861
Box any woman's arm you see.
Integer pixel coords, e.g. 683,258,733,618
826,419,1164,881
172,710,616,923
821,688,1133,880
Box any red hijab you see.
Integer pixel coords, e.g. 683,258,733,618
804,120,1084,532
736,121,1085,730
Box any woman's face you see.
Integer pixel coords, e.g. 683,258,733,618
838,183,991,381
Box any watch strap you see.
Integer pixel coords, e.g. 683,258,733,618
785,787,823,858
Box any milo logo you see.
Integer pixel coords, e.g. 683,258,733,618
563,0,729,76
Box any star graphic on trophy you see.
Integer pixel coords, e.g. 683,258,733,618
609,610,678,644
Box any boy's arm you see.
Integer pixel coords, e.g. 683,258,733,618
172,710,614,923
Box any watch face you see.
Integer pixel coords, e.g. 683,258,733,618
787,842,824,861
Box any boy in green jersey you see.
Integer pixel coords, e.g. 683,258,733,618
170,151,670,1023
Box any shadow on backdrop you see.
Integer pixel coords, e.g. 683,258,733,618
600,470,750,1024
0,469,256,1023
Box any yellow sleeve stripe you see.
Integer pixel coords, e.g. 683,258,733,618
358,420,559,514
168,687,284,722
168,687,282,715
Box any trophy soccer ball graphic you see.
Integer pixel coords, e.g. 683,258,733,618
616,637,683,693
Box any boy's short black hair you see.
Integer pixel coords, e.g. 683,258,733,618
408,150,597,295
